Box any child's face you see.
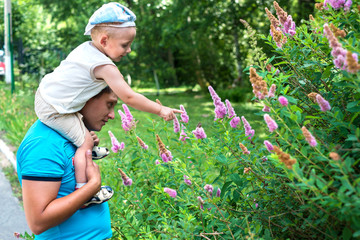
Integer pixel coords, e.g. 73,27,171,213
103,27,136,62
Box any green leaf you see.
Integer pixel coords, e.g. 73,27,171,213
321,65,332,79
215,154,228,164
229,173,243,186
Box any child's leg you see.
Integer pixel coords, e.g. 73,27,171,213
74,129,94,188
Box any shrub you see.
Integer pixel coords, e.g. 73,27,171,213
100,1,360,239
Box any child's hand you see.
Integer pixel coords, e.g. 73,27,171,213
90,131,100,146
158,106,183,121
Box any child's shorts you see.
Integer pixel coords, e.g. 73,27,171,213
35,90,87,147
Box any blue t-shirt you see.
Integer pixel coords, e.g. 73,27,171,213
17,120,112,240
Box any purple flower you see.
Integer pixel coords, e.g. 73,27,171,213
197,196,204,210
262,104,271,112
118,168,132,186
123,178,133,186
225,100,241,128
179,128,190,142
316,94,331,111
282,15,296,36
208,86,227,119
173,115,180,133
192,124,207,139
118,110,131,131
122,104,133,123
184,175,192,185
214,104,227,119
324,0,352,10
344,0,352,11
241,116,255,139
204,184,214,195
264,114,278,132
108,131,124,153
225,99,236,118
264,140,274,152
164,187,177,198
155,160,160,165
278,96,289,106
161,153,169,163
216,188,221,197
268,84,276,98
255,203,259,208
180,105,189,123
119,142,125,150
302,126,318,147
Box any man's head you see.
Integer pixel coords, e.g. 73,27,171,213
79,86,118,131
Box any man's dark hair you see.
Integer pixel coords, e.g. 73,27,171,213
94,86,112,98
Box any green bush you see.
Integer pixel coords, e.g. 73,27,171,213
98,1,360,239
3,1,360,239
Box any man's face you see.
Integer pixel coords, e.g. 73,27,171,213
80,91,118,131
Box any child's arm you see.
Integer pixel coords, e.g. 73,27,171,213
94,64,182,121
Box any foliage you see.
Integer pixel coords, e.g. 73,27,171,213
3,1,360,239
0,0,314,92
95,1,359,239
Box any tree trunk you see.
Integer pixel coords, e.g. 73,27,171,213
168,49,179,86
191,32,209,91
233,18,243,87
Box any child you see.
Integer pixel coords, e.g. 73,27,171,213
35,2,182,206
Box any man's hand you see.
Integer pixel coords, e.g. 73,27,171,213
158,106,183,121
90,131,100,146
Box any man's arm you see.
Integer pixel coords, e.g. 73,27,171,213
22,150,101,235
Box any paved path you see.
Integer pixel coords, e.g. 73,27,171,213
0,140,32,240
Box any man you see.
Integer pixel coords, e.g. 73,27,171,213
16,86,117,239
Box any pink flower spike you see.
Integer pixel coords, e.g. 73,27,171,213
179,128,190,142
180,105,189,123
278,96,289,106
119,142,125,151
122,104,133,122
267,84,276,98
204,184,214,195
123,177,133,186
264,114,278,132
155,160,160,165
230,116,241,128
184,175,192,185
302,126,318,147
173,115,180,133
208,86,227,119
264,140,274,152
192,124,207,139
197,196,204,210
118,110,131,131
262,104,271,112
161,153,169,163
216,188,221,197
316,94,331,112
108,131,121,153
164,187,177,198
241,116,255,139
225,99,236,118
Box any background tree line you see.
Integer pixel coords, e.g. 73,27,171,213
0,0,315,95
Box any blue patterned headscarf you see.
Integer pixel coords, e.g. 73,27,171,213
84,2,136,35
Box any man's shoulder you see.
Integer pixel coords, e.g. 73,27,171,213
20,120,70,149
